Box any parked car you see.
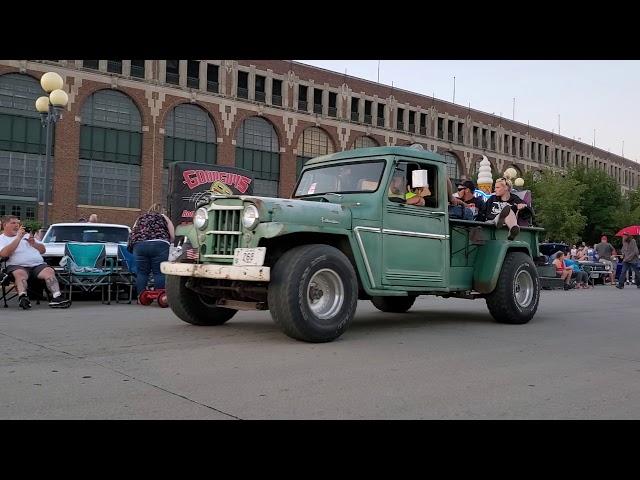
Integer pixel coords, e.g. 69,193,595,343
538,243,570,258
42,223,131,267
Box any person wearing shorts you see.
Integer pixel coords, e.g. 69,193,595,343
0,216,70,309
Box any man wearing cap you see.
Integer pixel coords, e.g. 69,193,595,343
594,235,617,286
456,180,485,219
616,233,640,289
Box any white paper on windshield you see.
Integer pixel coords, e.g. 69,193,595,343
308,182,317,194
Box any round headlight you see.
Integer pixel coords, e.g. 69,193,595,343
605,264,611,271
242,204,259,230
194,207,208,230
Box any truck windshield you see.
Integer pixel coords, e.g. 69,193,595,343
294,161,385,198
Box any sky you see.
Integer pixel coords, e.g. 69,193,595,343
298,60,640,164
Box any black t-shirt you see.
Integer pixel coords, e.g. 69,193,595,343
478,193,526,222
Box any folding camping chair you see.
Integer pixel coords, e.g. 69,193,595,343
60,243,114,304
1,256,51,307
113,243,138,304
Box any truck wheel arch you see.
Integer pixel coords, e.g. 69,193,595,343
473,241,533,294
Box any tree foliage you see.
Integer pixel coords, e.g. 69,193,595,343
523,165,640,247
525,170,586,243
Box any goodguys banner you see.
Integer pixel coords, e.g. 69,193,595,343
167,162,254,226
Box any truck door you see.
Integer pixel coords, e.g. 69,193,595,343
381,160,448,288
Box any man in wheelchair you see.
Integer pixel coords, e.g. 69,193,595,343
0,216,70,309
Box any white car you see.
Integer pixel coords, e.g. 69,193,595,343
42,223,131,267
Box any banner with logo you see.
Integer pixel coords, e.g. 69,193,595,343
167,162,254,226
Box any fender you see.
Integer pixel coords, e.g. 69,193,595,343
473,240,532,294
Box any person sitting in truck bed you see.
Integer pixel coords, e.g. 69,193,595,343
476,177,526,240
456,180,485,220
446,177,474,220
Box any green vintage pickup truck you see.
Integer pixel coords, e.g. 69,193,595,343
161,145,544,343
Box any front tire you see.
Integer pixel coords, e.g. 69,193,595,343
371,295,417,313
165,275,237,325
268,244,358,343
486,252,540,324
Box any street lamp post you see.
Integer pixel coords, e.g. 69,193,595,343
35,72,68,230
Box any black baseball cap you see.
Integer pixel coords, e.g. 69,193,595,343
458,180,476,191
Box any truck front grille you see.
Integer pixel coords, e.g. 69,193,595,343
204,206,243,260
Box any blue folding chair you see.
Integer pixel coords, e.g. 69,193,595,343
61,243,114,304
114,243,138,304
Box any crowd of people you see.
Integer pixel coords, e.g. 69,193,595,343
551,234,639,290
1,204,175,310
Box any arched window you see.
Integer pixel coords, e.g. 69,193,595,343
164,104,216,165
235,116,279,197
78,90,142,208
352,135,379,149
443,151,461,181
296,127,335,178
163,104,217,205
0,73,48,219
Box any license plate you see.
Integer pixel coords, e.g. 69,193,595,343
233,247,266,266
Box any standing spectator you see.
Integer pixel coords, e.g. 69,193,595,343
128,204,175,299
88,214,98,223
570,244,578,259
616,233,640,289
594,235,617,285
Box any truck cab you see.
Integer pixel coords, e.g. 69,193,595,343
161,146,543,342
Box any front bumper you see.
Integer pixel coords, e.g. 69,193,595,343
160,261,270,282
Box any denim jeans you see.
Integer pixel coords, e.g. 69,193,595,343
448,204,474,220
133,240,170,294
617,261,640,287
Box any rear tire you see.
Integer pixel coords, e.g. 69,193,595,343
486,252,540,324
165,275,236,325
268,244,358,343
371,295,417,313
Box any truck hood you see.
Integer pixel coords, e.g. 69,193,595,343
246,196,352,230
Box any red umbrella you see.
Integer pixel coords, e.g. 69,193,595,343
615,225,640,236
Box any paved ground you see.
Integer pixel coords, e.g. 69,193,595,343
1,284,639,419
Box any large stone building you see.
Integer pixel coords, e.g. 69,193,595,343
1,59,638,227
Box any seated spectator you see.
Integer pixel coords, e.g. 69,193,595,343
570,244,578,259
575,243,588,261
564,257,590,289
476,177,526,240
0,215,70,309
553,251,574,290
